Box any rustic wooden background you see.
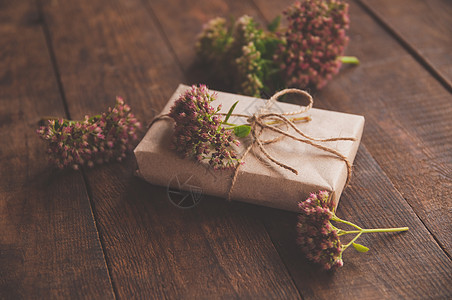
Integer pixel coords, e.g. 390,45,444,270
1,0,451,299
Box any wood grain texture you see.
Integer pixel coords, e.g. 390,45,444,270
114,0,452,297
39,0,301,297
145,0,265,73
253,0,452,255
84,161,300,299
259,145,452,299
0,1,114,298
359,0,452,91
3,0,451,298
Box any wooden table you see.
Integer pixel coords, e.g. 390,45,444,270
1,0,451,298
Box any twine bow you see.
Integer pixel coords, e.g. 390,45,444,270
223,88,356,201
148,88,357,202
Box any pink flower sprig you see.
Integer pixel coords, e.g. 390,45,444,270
196,1,359,96
168,85,242,170
37,97,141,170
275,0,358,89
297,191,408,270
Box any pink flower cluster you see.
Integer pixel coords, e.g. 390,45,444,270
296,191,344,270
37,97,141,170
297,190,409,270
275,0,350,89
169,85,240,170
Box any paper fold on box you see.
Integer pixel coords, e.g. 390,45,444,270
134,84,364,212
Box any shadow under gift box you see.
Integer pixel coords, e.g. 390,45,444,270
134,84,364,212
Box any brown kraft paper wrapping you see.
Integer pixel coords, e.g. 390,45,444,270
134,84,365,212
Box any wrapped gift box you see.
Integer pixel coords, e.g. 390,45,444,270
134,84,364,212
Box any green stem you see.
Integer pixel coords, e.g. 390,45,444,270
333,213,408,239
339,56,360,65
344,232,363,249
332,215,363,230
342,227,408,251
340,227,409,235
361,227,409,234
337,230,357,236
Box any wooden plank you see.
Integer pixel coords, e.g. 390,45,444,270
359,0,452,92
253,0,452,255
259,145,452,299
39,0,301,297
84,162,300,299
83,0,452,298
133,0,452,297
247,0,452,297
0,1,114,298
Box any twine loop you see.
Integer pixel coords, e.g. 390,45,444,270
226,88,355,201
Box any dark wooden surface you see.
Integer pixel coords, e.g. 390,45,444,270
1,0,451,299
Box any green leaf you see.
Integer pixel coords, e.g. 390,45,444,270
234,125,251,138
339,56,360,65
352,242,369,253
267,15,281,32
224,101,239,124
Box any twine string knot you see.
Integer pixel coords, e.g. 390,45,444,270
148,88,357,202
226,88,356,201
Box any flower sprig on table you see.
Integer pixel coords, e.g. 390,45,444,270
37,97,141,170
297,191,408,270
276,0,357,89
196,0,359,97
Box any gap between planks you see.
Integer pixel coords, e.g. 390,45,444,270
249,0,451,288
81,170,120,299
143,0,451,295
250,0,451,260
355,0,452,94
140,0,305,296
36,0,72,119
140,0,186,75
37,0,303,297
353,0,452,258
36,0,119,297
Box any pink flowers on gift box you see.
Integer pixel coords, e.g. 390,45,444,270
169,85,241,170
275,0,351,89
37,97,141,170
297,191,408,270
